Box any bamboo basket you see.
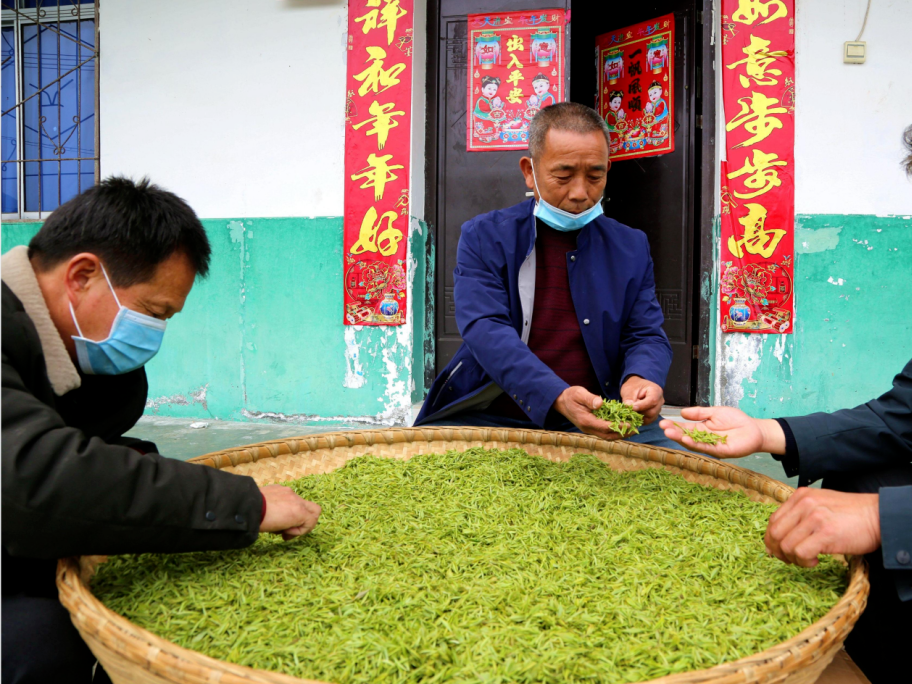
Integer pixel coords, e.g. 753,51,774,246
57,427,869,684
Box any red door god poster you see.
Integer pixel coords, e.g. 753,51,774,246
596,14,675,161
720,0,795,334
343,0,414,326
466,9,567,152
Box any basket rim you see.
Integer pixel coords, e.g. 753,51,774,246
58,426,870,684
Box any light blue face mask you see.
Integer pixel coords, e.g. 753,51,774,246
69,265,167,375
531,162,605,231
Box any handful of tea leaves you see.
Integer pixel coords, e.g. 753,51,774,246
94,449,846,684
675,422,728,445
592,398,644,436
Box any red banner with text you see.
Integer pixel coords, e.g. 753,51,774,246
466,9,566,152
720,0,795,334
343,0,414,326
596,14,675,161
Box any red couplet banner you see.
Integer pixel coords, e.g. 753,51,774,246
595,14,675,161
343,0,414,326
466,9,567,152
720,0,796,334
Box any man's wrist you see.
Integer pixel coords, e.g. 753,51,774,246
868,493,882,549
551,384,572,412
758,418,787,455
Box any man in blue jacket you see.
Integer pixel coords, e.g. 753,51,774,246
415,102,677,448
659,126,912,684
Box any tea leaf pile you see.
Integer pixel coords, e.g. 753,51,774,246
93,449,846,684
592,400,644,437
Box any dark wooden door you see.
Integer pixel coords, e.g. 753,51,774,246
428,0,571,376
427,0,702,406
569,1,701,406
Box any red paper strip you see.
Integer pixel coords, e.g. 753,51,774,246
720,0,796,334
343,0,414,326
466,9,567,152
596,14,675,161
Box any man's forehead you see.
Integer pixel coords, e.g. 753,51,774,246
548,159,609,171
542,130,609,165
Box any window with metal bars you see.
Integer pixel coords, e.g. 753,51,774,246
1,0,97,220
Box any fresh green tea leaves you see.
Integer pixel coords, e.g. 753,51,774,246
674,423,728,446
592,399,644,437
93,449,845,684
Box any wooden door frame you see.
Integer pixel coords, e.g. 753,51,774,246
422,0,441,393
694,0,716,405
422,0,717,405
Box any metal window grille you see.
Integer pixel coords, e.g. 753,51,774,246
1,0,98,221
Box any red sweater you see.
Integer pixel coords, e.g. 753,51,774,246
488,221,603,421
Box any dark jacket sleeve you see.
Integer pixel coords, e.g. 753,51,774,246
880,486,912,578
2,353,263,560
781,360,912,484
617,235,673,389
781,360,912,600
454,221,568,427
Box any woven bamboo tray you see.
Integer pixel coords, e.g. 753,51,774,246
57,427,869,684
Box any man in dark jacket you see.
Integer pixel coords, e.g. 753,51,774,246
659,128,912,683
415,103,678,448
2,178,321,684
661,367,911,683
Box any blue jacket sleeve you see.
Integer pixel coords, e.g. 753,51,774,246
453,222,568,427
618,237,673,388
781,360,912,484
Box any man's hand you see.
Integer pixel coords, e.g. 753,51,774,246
259,485,322,541
554,386,625,441
620,375,664,424
765,489,881,567
659,406,785,458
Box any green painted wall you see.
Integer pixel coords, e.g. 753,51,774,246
408,219,432,404
12,211,905,424
1,217,430,425
714,214,912,417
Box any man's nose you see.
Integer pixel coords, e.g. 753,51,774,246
567,177,589,203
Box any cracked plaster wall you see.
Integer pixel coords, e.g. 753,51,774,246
713,215,912,417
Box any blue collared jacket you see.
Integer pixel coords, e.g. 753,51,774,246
415,199,672,427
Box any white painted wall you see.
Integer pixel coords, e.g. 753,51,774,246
716,0,912,216
100,0,350,219
793,0,912,215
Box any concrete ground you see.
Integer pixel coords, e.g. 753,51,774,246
125,416,361,460
128,404,799,487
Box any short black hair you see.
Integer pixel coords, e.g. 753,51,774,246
528,102,611,159
29,176,211,287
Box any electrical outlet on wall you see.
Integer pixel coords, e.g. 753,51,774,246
844,41,866,64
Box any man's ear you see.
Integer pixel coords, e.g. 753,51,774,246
519,156,535,191
64,253,103,304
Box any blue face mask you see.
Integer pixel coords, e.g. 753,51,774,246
69,265,167,375
531,162,605,231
